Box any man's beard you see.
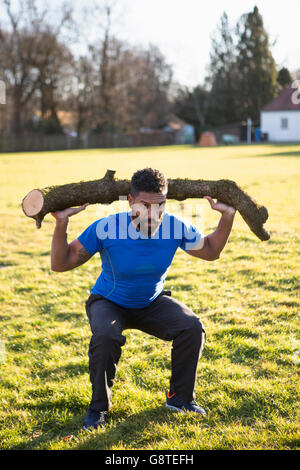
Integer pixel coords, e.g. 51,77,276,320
131,214,163,237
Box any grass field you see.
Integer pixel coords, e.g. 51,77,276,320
0,143,299,450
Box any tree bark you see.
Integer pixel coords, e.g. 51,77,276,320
21,169,270,241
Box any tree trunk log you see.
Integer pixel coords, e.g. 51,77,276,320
21,169,270,241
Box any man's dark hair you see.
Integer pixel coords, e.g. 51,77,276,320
130,168,168,196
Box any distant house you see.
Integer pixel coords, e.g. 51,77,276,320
260,83,300,142
163,114,195,144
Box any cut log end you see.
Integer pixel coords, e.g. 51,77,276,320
22,189,44,217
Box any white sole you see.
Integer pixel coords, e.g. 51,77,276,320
165,402,207,416
165,403,186,413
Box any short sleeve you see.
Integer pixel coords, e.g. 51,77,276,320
77,220,103,256
179,218,203,252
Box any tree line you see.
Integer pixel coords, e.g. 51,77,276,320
0,0,173,138
174,6,295,138
0,1,297,139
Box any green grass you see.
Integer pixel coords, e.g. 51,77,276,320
0,143,299,450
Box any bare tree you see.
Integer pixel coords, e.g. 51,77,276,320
62,54,96,139
0,0,73,135
33,31,74,133
0,0,174,139
89,37,173,133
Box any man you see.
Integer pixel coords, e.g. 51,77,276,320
50,168,236,430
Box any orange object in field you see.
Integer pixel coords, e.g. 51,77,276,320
198,131,217,146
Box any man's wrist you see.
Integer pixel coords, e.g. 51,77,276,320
221,209,236,218
55,217,69,227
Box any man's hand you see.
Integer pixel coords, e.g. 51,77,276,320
51,203,89,221
203,196,236,216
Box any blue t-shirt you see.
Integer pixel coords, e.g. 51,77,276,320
78,211,203,308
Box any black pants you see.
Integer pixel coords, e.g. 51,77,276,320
85,290,206,411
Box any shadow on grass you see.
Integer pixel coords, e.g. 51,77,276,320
39,251,51,256
38,362,88,381
245,277,299,292
8,404,192,450
227,345,261,363
75,406,179,450
9,394,296,450
7,412,86,450
53,312,83,322
0,261,16,268
256,150,300,158
7,388,297,449
222,147,300,159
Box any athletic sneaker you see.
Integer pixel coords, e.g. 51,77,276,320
165,390,207,416
83,408,106,430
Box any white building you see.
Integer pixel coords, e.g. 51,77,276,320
260,83,300,142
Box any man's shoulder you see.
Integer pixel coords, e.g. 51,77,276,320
94,211,129,234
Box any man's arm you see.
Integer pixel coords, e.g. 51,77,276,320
185,236,217,261
186,208,236,261
51,219,93,272
50,203,92,272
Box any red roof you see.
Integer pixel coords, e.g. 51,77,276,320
262,83,300,111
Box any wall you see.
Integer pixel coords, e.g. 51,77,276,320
0,130,179,153
260,111,300,141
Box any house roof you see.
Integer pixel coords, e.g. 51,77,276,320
262,83,300,111
166,114,188,130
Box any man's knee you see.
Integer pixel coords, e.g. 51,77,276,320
91,328,126,347
87,300,126,345
183,316,205,345
186,313,205,332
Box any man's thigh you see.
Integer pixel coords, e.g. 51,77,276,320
85,294,128,338
129,291,205,341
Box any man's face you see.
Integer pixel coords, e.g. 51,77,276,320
128,191,167,236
